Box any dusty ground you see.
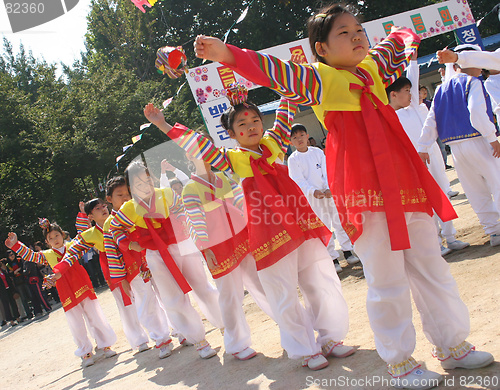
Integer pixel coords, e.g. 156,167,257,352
1,166,499,390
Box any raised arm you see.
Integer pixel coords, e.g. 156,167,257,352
368,28,420,88
6,233,48,266
194,35,322,106
265,98,298,153
406,59,421,111
76,202,91,234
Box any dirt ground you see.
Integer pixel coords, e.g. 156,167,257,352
1,166,499,390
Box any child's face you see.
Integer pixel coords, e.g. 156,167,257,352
46,231,64,249
228,109,264,149
88,202,110,224
391,86,412,109
419,88,427,101
291,130,309,151
130,171,155,201
316,13,369,71
171,183,183,196
107,184,131,210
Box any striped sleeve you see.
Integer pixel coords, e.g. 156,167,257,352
368,28,420,87
228,178,244,211
11,241,48,265
182,189,209,249
109,209,136,251
167,123,233,172
75,212,91,234
61,232,95,269
104,231,127,281
265,98,298,153
225,45,322,106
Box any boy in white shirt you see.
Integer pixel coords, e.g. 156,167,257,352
419,45,500,246
288,124,359,272
387,57,469,255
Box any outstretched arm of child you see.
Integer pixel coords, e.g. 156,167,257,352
5,233,48,265
406,52,421,111
76,202,91,234
266,98,298,154
368,27,420,87
54,232,95,275
439,47,500,71
144,103,233,173
194,36,322,106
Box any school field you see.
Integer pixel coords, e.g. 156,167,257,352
1,166,499,390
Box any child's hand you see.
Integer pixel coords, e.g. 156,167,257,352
437,49,458,64
129,241,144,252
121,279,132,297
194,35,235,65
4,232,18,248
203,249,218,271
313,190,325,199
144,103,166,127
418,152,430,165
491,140,500,158
390,25,404,33
79,201,85,213
161,159,175,173
324,189,332,198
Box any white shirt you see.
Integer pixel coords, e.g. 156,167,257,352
484,73,500,123
396,60,430,148
287,146,328,198
418,74,498,153
160,168,189,188
457,48,500,71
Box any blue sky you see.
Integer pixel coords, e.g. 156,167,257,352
0,0,93,68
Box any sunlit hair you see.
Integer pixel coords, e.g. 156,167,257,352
106,176,128,197
220,102,262,132
39,218,64,240
307,3,359,64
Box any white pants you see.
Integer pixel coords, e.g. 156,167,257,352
353,212,470,365
451,137,500,235
129,276,171,345
257,239,349,359
214,254,274,355
428,143,457,243
308,196,353,257
111,287,149,349
64,297,117,357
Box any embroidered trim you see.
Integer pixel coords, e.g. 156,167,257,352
321,339,343,356
431,346,451,361
441,132,481,143
194,339,210,351
449,341,475,360
387,357,421,378
253,230,292,261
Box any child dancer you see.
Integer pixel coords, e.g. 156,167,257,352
144,94,352,371
103,176,185,356
60,199,161,356
5,220,116,367
419,44,500,247
386,54,469,255
192,4,493,387
109,161,224,359
182,142,275,360
288,123,360,271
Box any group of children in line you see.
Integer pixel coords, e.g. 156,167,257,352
3,3,499,389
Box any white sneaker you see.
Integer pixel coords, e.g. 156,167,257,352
333,259,342,273
491,234,500,247
441,350,494,370
198,345,217,359
447,190,459,198
103,347,117,358
177,335,193,346
158,342,173,359
138,342,150,353
440,245,452,256
345,254,360,265
302,354,329,370
233,347,257,360
81,353,94,368
392,368,443,389
326,344,357,358
446,240,470,251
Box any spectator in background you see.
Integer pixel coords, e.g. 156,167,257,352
0,258,20,326
419,85,432,109
23,256,51,317
6,250,32,320
80,248,105,289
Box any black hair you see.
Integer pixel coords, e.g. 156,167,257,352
307,3,359,64
124,160,153,194
34,241,45,250
291,123,308,137
386,77,412,98
106,176,128,197
170,178,183,187
41,222,64,240
84,198,105,215
220,102,262,132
